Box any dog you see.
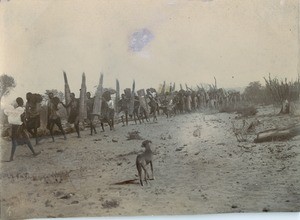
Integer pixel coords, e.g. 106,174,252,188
136,140,154,186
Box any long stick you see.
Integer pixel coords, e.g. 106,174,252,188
128,80,135,115
79,72,87,122
214,76,217,89
63,71,71,116
115,79,120,114
161,81,166,95
93,73,104,116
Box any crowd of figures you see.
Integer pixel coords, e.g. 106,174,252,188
3,84,243,162
151,87,242,117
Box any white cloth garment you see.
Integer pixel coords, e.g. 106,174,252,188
4,105,25,125
108,100,114,109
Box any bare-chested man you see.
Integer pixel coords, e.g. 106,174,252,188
86,92,97,135
47,92,67,142
61,93,81,138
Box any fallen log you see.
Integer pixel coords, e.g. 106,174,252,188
254,124,300,143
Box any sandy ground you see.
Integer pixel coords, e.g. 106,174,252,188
0,105,300,219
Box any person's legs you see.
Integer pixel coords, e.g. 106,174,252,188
49,120,55,142
34,116,40,144
55,118,66,139
121,115,125,126
101,121,105,132
9,139,17,161
110,110,114,130
88,116,93,135
74,120,80,138
93,123,97,134
25,138,40,156
90,119,93,135
9,125,19,161
125,112,128,126
20,125,40,157
107,109,114,130
92,115,97,134
89,115,97,135
75,123,79,137
8,125,40,161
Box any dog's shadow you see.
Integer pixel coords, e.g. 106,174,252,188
112,178,139,185
112,177,155,185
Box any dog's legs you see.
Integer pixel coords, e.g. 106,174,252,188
101,122,105,132
150,161,155,180
141,164,148,185
137,164,143,186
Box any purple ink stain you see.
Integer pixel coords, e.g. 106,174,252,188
129,28,154,52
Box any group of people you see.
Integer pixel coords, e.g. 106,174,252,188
3,85,242,162
2,90,114,161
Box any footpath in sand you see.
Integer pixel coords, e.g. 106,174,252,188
1,106,300,219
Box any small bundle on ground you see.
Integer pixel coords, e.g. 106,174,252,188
127,131,143,140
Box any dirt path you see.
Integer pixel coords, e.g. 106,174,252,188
1,107,299,218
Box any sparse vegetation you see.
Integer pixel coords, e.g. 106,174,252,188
102,199,120,209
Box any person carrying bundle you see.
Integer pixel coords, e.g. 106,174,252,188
25,92,42,145
47,92,67,141
61,93,81,138
86,92,97,135
4,97,41,162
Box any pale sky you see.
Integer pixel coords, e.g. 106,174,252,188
0,0,299,105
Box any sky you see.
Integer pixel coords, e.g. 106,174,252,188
0,0,299,105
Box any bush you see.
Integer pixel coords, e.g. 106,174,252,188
236,106,257,117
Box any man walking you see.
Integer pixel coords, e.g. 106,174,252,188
86,92,97,135
47,92,67,141
4,97,40,161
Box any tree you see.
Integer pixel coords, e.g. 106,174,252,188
0,74,16,106
264,76,299,114
43,89,65,103
243,81,264,104
0,74,16,124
